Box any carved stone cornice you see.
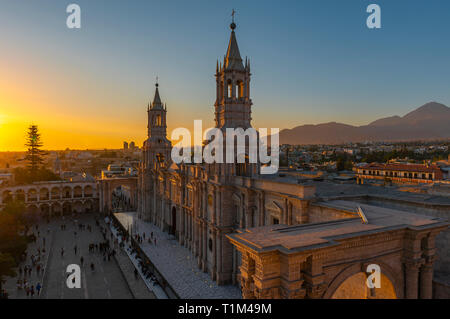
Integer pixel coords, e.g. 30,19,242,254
280,286,306,299
403,258,424,271
305,281,327,299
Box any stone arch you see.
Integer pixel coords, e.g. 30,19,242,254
51,202,62,216
15,189,25,202
236,79,244,98
73,186,83,198
324,261,401,299
63,186,72,199
62,202,72,215
227,79,233,98
39,187,49,201
2,189,13,203
51,187,61,200
73,200,83,214
40,203,50,217
84,185,93,198
27,189,38,202
84,199,93,213
207,194,213,207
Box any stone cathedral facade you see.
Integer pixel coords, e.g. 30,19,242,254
138,22,315,285
137,22,448,298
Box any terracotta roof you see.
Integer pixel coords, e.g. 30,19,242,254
359,163,441,173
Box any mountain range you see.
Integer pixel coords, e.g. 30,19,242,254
278,102,450,145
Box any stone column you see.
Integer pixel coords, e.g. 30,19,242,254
240,252,256,299
232,247,237,285
152,179,157,225
217,188,222,225
259,192,264,226
212,228,217,280
202,223,208,272
287,201,293,226
280,255,306,299
420,257,435,299
304,257,326,299
404,260,422,299
420,233,438,299
179,208,184,245
216,231,223,283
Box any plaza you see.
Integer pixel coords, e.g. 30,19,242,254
114,212,241,299
3,214,151,299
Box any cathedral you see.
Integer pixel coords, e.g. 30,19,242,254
137,21,314,285
138,21,447,298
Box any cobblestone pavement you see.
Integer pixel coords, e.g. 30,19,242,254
4,215,134,299
115,212,241,299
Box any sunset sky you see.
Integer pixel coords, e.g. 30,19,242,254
1,0,450,151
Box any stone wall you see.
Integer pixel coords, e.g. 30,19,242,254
349,196,450,277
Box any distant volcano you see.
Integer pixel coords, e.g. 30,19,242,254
278,102,450,145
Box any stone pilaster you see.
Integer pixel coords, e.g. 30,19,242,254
404,259,423,299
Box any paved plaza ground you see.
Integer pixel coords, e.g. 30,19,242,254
3,214,141,299
115,212,241,299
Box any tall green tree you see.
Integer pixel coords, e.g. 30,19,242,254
24,125,45,181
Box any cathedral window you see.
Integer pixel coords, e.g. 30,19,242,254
156,114,162,126
236,80,244,98
227,79,233,98
208,194,213,206
156,153,164,163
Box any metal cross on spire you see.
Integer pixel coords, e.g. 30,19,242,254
231,9,236,23
156,76,159,87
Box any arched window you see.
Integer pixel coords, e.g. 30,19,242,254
207,194,213,206
156,114,161,126
156,153,164,163
236,80,244,98
227,80,233,98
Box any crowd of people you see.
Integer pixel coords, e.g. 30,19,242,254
60,217,119,274
3,212,163,299
109,221,159,286
14,225,46,298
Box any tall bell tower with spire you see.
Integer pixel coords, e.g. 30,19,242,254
215,17,252,131
144,81,172,170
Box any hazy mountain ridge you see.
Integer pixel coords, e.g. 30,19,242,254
279,102,450,145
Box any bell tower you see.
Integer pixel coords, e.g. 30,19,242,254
215,21,252,131
143,81,172,170
212,19,259,178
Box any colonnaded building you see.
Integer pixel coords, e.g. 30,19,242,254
0,180,99,217
137,22,449,298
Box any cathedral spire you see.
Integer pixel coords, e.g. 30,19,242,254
224,21,244,70
151,81,163,109
214,18,252,130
